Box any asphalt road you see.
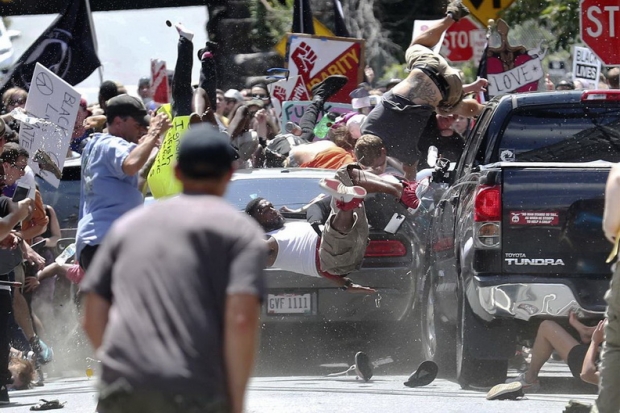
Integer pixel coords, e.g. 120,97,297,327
1,363,597,413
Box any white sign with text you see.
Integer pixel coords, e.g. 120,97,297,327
572,46,601,88
19,63,80,188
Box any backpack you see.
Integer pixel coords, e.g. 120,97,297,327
264,133,306,167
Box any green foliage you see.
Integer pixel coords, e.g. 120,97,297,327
501,0,580,52
249,0,294,50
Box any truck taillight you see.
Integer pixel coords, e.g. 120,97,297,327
581,90,620,101
474,185,501,248
474,185,501,222
364,240,406,257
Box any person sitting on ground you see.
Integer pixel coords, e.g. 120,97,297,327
493,312,604,396
361,0,487,180
245,163,424,292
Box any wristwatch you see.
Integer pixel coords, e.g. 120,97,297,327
339,279,353,291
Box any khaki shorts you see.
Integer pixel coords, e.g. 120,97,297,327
319,164,370,275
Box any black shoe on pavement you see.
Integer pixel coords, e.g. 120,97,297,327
563,400,593,413
446,0,470,21
354,351,373,382
486,382,524,401
404,360,438,388
0,385,9,404
311,75,348,102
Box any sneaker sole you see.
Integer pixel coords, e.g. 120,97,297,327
354,352,373,382
486,382,523,400
319,178,366,202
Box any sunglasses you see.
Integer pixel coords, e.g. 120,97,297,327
253,94,269,99
8,99,26,106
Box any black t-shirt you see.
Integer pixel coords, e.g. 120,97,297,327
417,116,465,171
0,196,10,219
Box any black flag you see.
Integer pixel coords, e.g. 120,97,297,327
0,0,101,94
332,0,350,37
292,0,315,35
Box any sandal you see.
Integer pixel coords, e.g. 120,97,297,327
30,399,66,410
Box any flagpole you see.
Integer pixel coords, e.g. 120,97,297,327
84,0,103,84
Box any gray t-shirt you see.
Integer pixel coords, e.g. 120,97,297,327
81,194,267,399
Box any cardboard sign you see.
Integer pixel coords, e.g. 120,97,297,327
280,101,354,134
147,104,188,199
151,59,169,104
486,20,546,97
412,19,445,54
285,34,364,104
19,63,80,188
572,46,601,88
268,75,310,124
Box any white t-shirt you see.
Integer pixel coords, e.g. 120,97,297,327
16,166,37,199
268,221,320,277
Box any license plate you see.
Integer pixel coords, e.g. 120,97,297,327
267,293,312,315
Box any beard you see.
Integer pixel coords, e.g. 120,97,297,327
263,214,285,233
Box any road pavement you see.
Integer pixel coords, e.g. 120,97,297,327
0,361,597,413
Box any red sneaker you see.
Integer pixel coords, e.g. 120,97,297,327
400,179,428,213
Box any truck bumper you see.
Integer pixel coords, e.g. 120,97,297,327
474,279,606,321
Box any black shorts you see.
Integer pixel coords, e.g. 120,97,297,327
361,90,433,166
567,343,589,379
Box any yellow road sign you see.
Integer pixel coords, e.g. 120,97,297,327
463,0,516,26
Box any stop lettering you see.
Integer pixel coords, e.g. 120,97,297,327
580,0,620,66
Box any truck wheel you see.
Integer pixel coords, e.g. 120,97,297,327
456,295,508,389
421,279,455,375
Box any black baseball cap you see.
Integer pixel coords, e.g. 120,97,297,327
106,94,150,127
177,123,240,178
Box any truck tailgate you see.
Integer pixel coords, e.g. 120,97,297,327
501,167,611,276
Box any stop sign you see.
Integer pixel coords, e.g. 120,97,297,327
580,0,620,66
442,17,486,63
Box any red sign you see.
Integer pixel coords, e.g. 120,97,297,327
580,0,620,66
442,17,486,63
151,59,169,104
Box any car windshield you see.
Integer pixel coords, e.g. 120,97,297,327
498,106,620,163
225,177,324,211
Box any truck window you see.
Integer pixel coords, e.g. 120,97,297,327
496,106,620,163
459,107,494,175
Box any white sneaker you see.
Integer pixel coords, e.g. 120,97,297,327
506,372,540,393
319,178,366,203
174,22,194,41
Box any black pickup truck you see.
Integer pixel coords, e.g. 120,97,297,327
416,90,620,388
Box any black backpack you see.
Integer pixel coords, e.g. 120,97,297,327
264,133,307,167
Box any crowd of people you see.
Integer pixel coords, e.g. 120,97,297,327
0,0,618,411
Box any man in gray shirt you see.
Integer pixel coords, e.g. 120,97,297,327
81,124,266,413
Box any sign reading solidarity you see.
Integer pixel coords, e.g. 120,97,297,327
463,0,517,26
441,17,486,62
580,0,620,66
19,63,80,188
286,34,364,104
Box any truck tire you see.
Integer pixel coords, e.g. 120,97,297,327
456,294,508,389
421,278,455,376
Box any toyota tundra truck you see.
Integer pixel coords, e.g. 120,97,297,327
417,89,620,388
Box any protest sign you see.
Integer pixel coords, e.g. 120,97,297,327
19,63,80,188
151,59,169,104
280,101,353,135
572,46,601,88
412,19,445,54
286,34,364,104
147,104,188,199
268,75,310,123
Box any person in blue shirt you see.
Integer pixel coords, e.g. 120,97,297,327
76,95,170,271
